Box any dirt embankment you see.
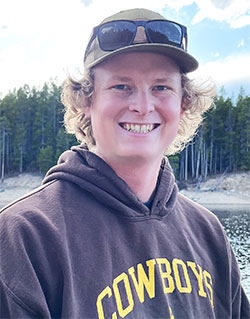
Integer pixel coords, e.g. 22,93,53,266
0,173,44,209
179,171,250,210
0,171,250,210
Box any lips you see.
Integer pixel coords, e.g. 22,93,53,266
119,123,160,134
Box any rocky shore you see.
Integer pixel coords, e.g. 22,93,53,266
0,171,250,210
179,171,250,211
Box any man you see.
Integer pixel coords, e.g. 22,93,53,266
1,8,249,319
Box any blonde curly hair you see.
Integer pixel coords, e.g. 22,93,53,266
61,68,216,155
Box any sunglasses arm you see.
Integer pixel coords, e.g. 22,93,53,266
84,27,98,62
183,28,188,51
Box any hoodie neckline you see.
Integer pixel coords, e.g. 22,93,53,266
43,145,178,220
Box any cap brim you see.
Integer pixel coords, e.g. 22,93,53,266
85,43,199,73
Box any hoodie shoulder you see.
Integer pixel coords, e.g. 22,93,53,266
176,191,226,235
0,179,65,221
177,191,215,215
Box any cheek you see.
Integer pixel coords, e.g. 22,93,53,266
161,99,182,122
92,96,122,119
90,98,119,139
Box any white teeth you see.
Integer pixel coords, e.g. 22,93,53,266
121,123,156,133
141,124,147,133
134,125,140,133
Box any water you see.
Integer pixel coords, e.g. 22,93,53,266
212,208,250,300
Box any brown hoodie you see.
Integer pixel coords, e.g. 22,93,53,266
0,145,249,318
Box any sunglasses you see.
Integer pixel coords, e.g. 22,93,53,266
84,19,188,62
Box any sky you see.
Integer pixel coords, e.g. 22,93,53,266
0,0,250,99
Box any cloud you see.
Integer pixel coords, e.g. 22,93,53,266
210,0,234,10
0,0,249,96
0,0,169,95
81,0,93,6
238,39,245,47
165,0,250,28
192,54,250,94
161,0,194,11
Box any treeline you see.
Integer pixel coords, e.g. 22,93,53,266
0,82,77,181
170,90,250,180
0,81,249,181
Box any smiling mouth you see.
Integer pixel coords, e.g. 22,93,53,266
119,123,160,134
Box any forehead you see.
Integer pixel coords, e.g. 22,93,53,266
94,52,181,78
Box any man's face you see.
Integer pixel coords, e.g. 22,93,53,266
86,52,183,166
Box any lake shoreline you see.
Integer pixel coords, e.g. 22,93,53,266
1,171,250,211
180,189,250,211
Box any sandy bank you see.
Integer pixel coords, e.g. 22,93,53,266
0,171,250,211
180,171,250,211
180,189,250,211
0,173,44,209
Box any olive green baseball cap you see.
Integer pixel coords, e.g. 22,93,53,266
84,8,199,73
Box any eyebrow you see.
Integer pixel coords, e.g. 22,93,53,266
109,75,132,82
154,77,175,83
109,76,176,83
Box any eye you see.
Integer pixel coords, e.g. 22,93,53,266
154,85,169,91
113,84,129,90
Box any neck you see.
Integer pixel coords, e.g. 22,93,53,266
103,156,162,202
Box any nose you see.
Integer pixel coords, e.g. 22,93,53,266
129,90,155,115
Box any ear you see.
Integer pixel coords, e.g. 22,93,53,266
84,91,95,119
83,103,92,119
181,95,191,116
180,100,186,117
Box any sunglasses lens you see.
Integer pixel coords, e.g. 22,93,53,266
99,21,136,51
147,21,182,46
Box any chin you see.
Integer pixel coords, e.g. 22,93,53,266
118,146,162,162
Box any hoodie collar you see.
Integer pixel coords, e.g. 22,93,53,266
43,144,178,220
